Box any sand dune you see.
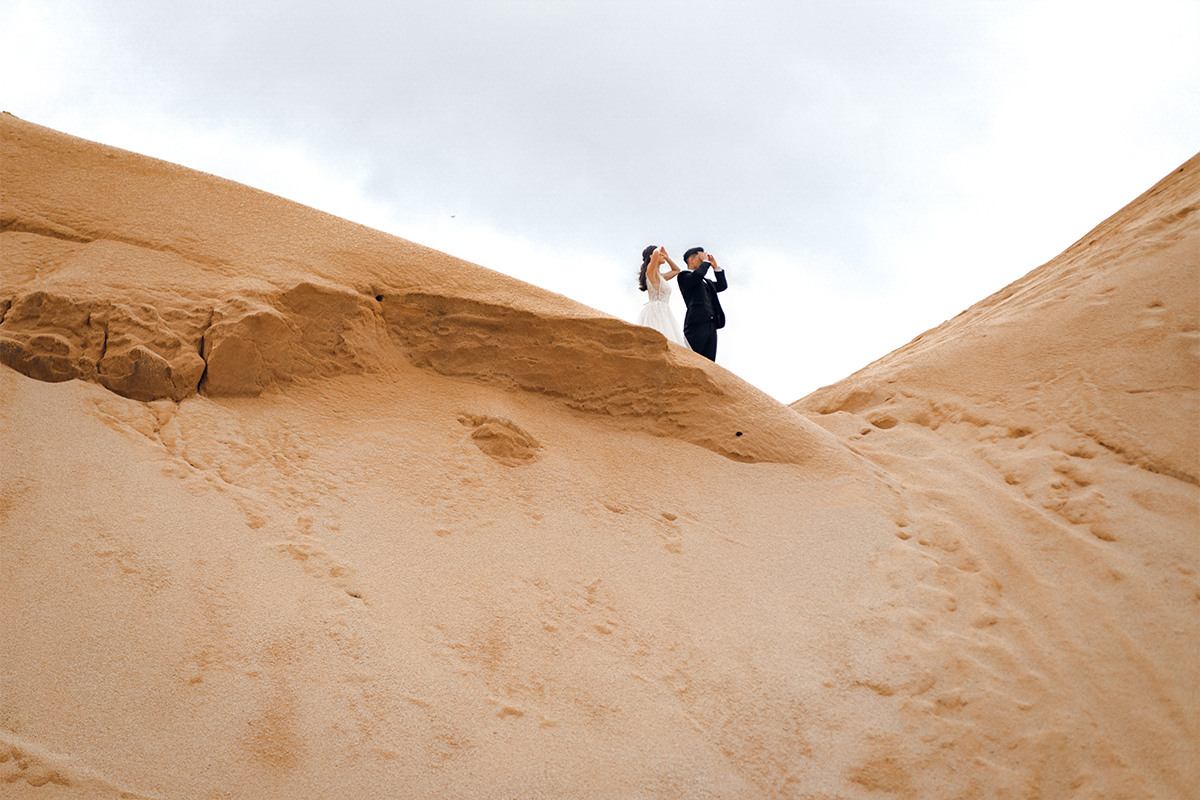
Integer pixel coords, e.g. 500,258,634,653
796,155,1200,484
2,112,1196,798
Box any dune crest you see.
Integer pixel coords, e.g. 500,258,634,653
0,112,844,470
796,154,1200,484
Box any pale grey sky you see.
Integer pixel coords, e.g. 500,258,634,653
4,0,1198,401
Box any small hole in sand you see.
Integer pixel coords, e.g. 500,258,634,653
375,294,384,302
735,431,743,437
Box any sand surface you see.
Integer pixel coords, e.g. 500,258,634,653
2,112,1197,798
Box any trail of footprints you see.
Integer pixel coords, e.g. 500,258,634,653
0,735,159,799
831,405,1169,794
89,392,363,601
600,500,687,553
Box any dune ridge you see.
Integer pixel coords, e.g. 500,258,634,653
2,113,1197,799
0,112,845,469
795,154,1200,484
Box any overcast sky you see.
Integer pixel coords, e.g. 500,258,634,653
4,0,1198,402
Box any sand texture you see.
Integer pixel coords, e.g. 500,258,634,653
2,112,1197,799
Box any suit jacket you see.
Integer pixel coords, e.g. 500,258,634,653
676,263,727,330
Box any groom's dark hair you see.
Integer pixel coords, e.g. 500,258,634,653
683,246,705,264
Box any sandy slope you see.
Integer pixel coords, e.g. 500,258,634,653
1,113,1196,799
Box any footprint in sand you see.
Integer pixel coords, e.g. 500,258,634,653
0,741,70,789
458,413,542,466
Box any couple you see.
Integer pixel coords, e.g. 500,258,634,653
637,245,727,361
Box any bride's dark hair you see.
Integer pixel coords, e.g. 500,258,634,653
638,245,656,292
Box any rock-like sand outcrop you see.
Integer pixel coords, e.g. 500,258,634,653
2,113,1196,799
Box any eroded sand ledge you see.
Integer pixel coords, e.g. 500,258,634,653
2,113,1197,799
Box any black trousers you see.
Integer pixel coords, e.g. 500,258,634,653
685,324,717,361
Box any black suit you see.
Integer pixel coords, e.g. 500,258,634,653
676,263,727,361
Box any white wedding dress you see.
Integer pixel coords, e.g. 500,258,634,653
636,279,689,348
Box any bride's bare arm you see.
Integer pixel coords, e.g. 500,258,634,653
659,248,682,281
646,248,666,285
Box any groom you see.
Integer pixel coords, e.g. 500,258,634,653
676,247,727,361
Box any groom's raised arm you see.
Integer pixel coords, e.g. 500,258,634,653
706,255,728,292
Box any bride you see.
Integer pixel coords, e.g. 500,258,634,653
636,245,689,348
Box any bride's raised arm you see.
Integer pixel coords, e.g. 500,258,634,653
659,247,682,281
645,247,666,285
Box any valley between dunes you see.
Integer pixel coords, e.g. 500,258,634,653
2,112,1197,799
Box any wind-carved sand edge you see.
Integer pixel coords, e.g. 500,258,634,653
0,267,847,470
